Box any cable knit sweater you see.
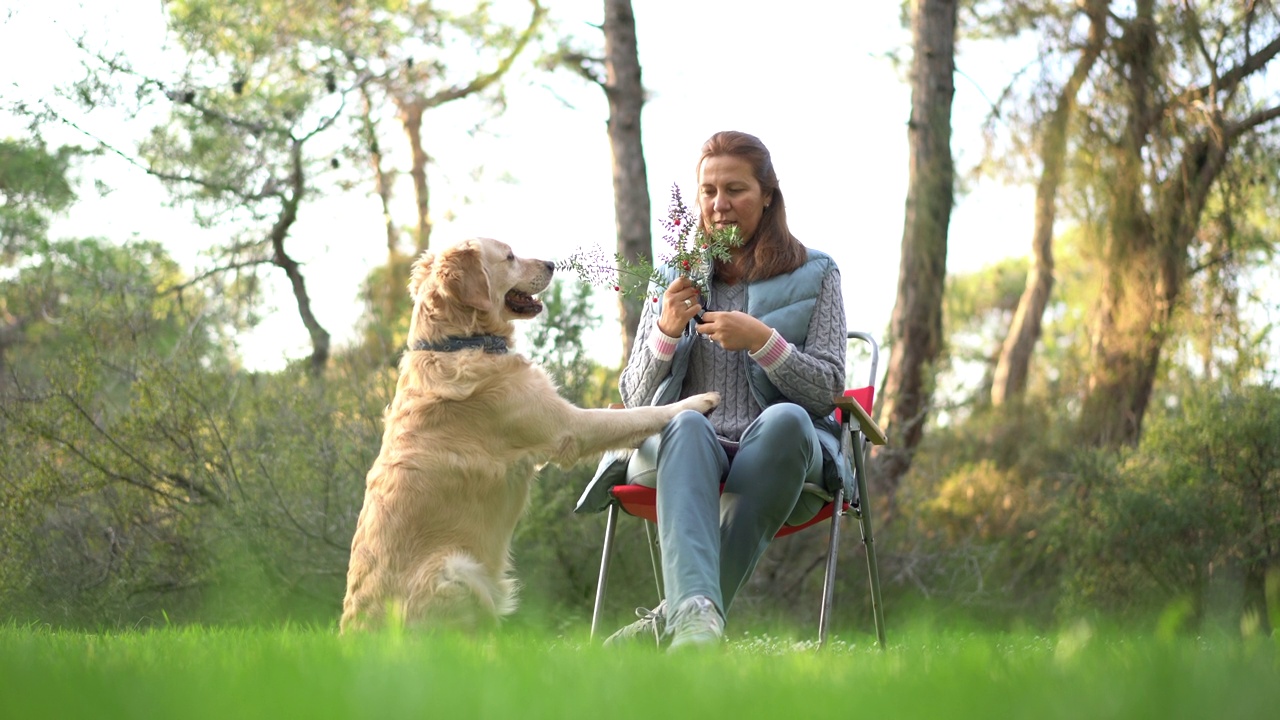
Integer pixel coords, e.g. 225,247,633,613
619,268,847,443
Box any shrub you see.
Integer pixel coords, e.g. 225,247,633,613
1057,384,1280,633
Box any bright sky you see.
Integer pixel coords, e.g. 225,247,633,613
1,0,1037,372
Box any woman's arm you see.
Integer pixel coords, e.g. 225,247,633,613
752,269,847,415
619,294,677,408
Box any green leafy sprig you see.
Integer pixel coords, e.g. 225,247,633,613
557,184,743,304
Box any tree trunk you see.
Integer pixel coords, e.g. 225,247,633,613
991,0,1108,406
361,84,401,259
271,140,330,374
1078,0,1159,446
873,0,957,507
1081,132,1233,444
0,310,23,392
602,0,651,364
397,98,433,254
358,83,406,358
1243,560,1273,637
1079,256,1172,446
1073,0,1280,446
384,1,544,257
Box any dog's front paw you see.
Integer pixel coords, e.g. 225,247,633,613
683,391,720,415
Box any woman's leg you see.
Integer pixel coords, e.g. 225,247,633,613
719,403,822,613
655,409,730,614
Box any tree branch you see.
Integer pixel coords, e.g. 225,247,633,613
1161,33,1280,116
43,389,226,507
268,140,330,373
547,47,606,87
157,256,275,295
424,0,547,108
1226,103,1280,139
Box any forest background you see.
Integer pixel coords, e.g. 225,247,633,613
1,0,1278,641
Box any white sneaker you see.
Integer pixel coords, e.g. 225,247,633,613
602,601,666,648
666,595,723,652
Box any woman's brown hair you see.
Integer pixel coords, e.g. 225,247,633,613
697,131,807,283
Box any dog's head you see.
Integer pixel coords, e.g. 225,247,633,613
407,237,554,343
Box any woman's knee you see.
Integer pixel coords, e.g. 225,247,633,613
653,408,725,488
664,408,717,439
737,403,820,482
655,409,721,469
753,403,811,441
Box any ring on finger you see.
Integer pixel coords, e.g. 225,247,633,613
683,298,692,309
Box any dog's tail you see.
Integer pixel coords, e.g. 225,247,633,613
406,550,518,629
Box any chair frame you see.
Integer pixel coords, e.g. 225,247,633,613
588,331,888,648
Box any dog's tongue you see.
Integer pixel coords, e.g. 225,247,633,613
505,289,543,316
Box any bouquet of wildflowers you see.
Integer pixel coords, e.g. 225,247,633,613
557,184,743,305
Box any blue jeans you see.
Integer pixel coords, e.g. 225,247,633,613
655,403,823,624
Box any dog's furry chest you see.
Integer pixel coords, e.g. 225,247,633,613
371,355,558,487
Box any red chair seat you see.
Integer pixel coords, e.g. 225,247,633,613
609,484,851,538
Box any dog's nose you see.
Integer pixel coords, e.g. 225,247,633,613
544,260,555,274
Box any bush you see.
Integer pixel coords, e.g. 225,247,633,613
0,266,634,630
884,400,1079,624
1056,384,1280,634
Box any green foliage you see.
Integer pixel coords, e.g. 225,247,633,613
936,257,1028,411
3,238,215,375
1172,132,1280,386
891,347,1280,634
194,354,392,623
893,400,1079,622
1056,383,1280,630
353,252,416,361
0,241,639,629
0,140,79,264
0,238,234,626
157,0,546,209
0,345,393,627
77,0,546,369
523,279,610,404
0,236,380,627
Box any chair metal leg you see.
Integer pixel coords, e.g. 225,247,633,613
818,486,844,648
852,433,887,649
590,502,620,640
643,518,665,605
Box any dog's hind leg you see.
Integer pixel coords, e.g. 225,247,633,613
404,551,513,631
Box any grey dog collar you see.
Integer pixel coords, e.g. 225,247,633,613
411,336,509,355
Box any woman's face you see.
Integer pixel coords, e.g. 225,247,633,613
698,155,772,243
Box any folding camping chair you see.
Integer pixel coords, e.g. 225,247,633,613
586,331,888,648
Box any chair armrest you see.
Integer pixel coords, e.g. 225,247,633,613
834,396,887,446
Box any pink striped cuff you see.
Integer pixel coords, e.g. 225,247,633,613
648,328,680,361
749,330,792,370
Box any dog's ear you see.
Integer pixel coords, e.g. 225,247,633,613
436,241,493,312
408,250,436,300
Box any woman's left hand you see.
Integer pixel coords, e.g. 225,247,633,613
695,311,773,353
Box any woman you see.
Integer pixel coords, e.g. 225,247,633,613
606,130,849,650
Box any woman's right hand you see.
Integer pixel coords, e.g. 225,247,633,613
657,275,703,337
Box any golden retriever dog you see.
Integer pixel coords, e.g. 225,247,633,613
340,237,718,632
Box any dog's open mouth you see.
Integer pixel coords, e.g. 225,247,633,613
505,288,544,316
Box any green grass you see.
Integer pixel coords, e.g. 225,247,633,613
2,621,1277,719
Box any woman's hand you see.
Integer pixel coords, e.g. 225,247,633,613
657,275,703,337
696,311,773,353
